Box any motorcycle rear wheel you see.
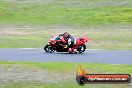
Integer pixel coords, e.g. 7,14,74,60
44,45,55,52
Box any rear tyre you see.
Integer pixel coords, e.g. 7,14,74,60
44,45,54,52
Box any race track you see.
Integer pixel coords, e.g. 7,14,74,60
0,48,132,64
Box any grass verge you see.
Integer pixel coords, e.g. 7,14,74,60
0,61,131,73
0,28,132,49
0,0,132,49
0,0,132,26
0,61,131,88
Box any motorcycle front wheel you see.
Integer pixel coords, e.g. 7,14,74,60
77,44,86,53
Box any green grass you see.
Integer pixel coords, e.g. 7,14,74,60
0,83,83,88
1,83,130,88
0,61,132,73
0,0,132,49
0,0,132,26
0,35,49,48
0,29,132,49
0,61,131,88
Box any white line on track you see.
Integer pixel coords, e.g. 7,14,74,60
86,49,105,50
18,48,105,50
18,48,37,50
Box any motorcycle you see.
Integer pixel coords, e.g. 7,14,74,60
44,35,89,53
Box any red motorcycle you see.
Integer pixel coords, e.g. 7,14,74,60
44,35,89,53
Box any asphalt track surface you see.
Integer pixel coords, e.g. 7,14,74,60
0,48,132,64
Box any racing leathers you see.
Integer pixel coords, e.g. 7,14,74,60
59,32,77,53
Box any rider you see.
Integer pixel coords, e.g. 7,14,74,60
59,32,76,53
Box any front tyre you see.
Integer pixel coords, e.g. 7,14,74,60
44,45,54,52
77,44,86,53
